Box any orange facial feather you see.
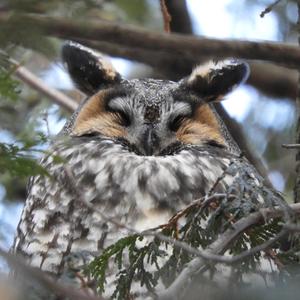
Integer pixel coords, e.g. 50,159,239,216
72,91,126,138
176,105,224,145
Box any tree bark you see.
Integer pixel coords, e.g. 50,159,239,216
294,1,300,203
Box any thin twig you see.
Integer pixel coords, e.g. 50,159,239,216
282,143,300,149
161,193,228,229
260,0,283,18
160,0,172,33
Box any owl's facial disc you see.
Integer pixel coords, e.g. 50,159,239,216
64,41,249,155
71,86,226,156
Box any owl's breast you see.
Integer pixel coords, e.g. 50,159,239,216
14,137,233,274
63,137,232,210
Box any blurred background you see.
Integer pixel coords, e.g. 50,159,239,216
0,0,297,253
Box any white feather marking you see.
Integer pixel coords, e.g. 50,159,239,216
188,60,238,84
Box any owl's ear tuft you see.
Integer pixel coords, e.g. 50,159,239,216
62,41,122,95
183,60,249,102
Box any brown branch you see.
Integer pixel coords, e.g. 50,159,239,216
2,14,300,69
160,0,171,33
1,49,78,112
73,40,298,100
165,0,193,34
4,53,78,112
249,62,297,99
14,64,78,112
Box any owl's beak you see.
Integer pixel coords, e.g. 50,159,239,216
141,124,160,156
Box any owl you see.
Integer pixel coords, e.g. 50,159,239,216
13,42,289,299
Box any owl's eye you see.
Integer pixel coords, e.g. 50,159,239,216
107,108,131,127
106,96,131,127
115,110,131,127
169,115,187,132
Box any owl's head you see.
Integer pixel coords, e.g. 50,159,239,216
62,42,249,156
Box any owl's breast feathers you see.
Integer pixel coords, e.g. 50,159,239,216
14,136,239,273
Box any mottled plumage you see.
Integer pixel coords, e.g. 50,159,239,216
13,42,287,299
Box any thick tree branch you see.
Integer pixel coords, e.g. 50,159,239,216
1,14,300,69
249,62,297,99
77,38,298,100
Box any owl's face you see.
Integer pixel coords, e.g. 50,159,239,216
63,42,249,156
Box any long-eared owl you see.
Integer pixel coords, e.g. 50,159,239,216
13,42,288,299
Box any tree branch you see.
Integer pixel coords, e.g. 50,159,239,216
160,0,171,33
158,203,300,300
76,38,298,100
294,2,300,203
1,50,78,112
14,64,78,112
165,0,193,34
1,14,300,69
